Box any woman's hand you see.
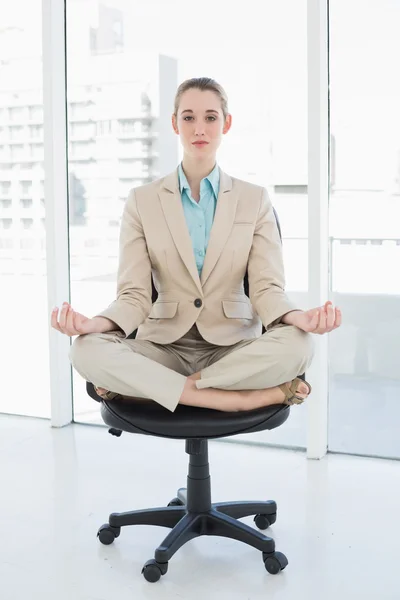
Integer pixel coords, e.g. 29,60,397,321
51,302,98,337
283,301,342,334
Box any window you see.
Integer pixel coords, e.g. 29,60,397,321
328,0,400,458
117,119,140,135
30,144,44,160
20,198,33,209
70,122,95,139
9,126,25,140
67,0,309,442
0,237,13,248
20,238,35,249
29,105,43,121
0,218,13,229
0,1,49,419
96,120,113,136
69,101,89,120
21,218,34,229
9,107,25,122
11,145,26,161
20,181,32,195
1,182,11,195
29,125,43,139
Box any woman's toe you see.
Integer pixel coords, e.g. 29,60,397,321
95,386,107,396
297,382,310,398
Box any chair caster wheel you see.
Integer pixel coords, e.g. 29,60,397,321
263,551,288,574
97,524,121,545
142,559,168,583
167,497,184,507
254,513,276,530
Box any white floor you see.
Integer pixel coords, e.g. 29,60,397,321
1,416,399,600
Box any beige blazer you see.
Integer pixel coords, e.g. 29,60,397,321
97,167,297,346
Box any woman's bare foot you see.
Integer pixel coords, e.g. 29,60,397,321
179,374,310,412
295,381,310,397
188,372,201,381
95,386,108,397
282,380,310,401
229,380,310,411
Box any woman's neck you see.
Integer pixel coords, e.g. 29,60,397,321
181,156,217,189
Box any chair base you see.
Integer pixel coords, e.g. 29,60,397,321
97,439,288,581
106,491,277,561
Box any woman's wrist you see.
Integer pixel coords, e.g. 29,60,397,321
281,310,304,326
91,316,118,333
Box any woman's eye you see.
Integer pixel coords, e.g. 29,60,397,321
183,116,216,122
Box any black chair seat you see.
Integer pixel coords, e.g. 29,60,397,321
85,382,290,439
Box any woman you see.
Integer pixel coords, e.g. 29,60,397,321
51,77,341,413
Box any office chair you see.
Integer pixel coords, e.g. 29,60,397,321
87,209,301,582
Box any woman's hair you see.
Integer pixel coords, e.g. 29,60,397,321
173,77,229,120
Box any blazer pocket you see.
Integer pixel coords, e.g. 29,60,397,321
148,301,179,319
222,300,253,320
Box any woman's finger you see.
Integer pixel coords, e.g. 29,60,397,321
65,306,77,336
63,305,76,336
51,307,63,332
71,309,79,333
59,302,69,331
318,307,327,333
68,308,82,337
74,311,86,333
326,303,335,329
69,306,77,332
72,310,85,335
334,307,342,328
311,311,320,330
63,305,72,335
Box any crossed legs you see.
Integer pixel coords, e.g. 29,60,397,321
71,324,314,413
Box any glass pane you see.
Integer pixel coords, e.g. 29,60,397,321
329,0,400,458
67,0,309,447
0,1,50,417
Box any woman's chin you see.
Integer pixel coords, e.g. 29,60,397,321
187,147,215,159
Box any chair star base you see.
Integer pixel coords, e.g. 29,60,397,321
97,438,288,582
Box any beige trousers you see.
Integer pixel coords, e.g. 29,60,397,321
69,323,314,412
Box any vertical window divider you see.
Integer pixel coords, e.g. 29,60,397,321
306,0,330,458
42,0,73,427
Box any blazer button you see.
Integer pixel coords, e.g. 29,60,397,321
194,298,203,308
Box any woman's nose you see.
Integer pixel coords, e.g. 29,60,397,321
194,125,206,136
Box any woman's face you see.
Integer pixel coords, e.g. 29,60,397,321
172,88,231,159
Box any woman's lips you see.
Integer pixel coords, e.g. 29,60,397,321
193,142,208,146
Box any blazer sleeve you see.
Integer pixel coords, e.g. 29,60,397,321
248,187,299,329
95,189,152,337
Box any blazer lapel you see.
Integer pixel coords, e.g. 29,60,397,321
159,167,237,293
159,169,202,294
201,169,237,286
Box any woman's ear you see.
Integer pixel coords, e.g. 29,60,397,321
171,114,179,135
223,114,232,135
